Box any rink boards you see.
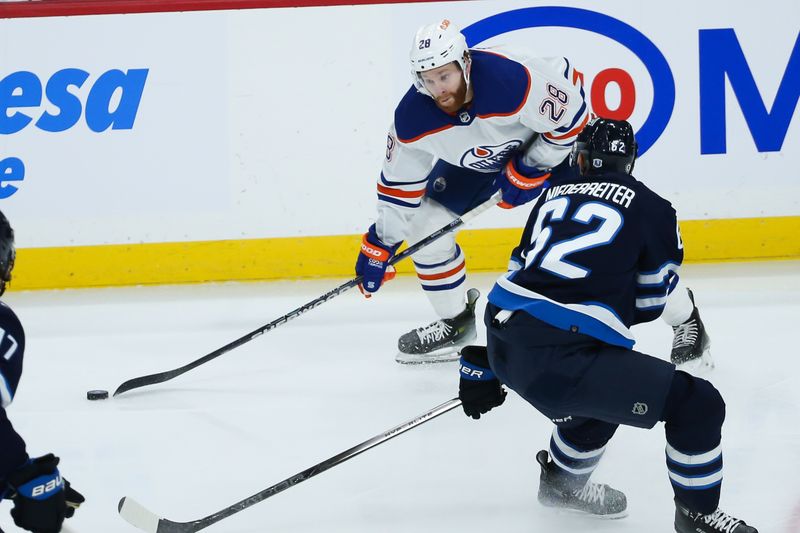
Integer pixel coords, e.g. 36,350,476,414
1,0,798,288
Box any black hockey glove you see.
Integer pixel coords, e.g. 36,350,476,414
5,453,84,533
458,345,507,419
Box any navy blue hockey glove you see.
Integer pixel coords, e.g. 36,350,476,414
5,454,84,533
355,224,400,298
495,154,550,209
459,345,507,419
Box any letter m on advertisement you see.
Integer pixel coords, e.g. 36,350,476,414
699,29,800,154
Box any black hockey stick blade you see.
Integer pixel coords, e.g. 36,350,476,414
111,278,361,397
118,398,462,532
112,191,501,397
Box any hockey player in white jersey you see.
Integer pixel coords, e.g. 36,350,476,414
355,19,710,366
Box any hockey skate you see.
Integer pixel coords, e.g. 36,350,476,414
536,450,628,518
674,498,758,533
671,289,713,370
395,288,479,364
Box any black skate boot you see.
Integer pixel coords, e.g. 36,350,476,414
395,288,479,364
674,498,758,533
536,450,627,518
671,289,712,367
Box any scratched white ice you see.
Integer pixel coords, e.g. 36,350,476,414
0,262,798,533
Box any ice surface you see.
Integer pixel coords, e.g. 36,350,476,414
0,262,798,533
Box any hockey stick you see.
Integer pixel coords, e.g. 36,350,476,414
118,397,462,533
112,191,502,397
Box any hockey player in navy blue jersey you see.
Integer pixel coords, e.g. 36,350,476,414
354,19,710,367
457,119,756,532
0,212,84,533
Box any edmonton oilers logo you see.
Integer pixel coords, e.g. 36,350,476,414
460,140,522,171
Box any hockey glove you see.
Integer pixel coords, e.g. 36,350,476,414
495,154,550,209
6,454,84,533
459,345,507,419
355,224,400,297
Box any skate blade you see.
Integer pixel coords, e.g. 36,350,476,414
539,502,629,520
395,330,477,365
395,347,461,364
675,349,715,376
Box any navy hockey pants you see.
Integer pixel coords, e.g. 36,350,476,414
485,304,726,514
424,159,498,215
424,157,578,215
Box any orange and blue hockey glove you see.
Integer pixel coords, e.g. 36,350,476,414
355,224,400,297
495,154,551,209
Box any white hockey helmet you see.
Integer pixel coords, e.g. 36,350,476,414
409,19,471,97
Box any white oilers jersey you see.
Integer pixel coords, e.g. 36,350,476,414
377,47,590,245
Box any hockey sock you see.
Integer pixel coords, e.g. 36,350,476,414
661,371,725,514
414,245,467,318
661,284,694,326
547,425,614,489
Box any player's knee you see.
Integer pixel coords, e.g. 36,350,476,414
412,240,456,263
559,421,618,450
696,378,726,429
661,371,726,429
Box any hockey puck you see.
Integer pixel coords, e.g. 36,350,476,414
87,389,109,401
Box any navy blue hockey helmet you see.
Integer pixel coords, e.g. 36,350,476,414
0,211,15,296
572,118,638,176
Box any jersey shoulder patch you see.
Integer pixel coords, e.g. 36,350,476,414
471,49,531,118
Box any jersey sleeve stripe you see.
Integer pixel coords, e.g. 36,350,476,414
554,99,587,133
544,110,590,141
635,295,669,310
572,69,584,86
562,58,586,88
636,262,680,286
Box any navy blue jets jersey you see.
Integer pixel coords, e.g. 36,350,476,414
0,301,28,483
488,170,683,349
0,302,24,408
